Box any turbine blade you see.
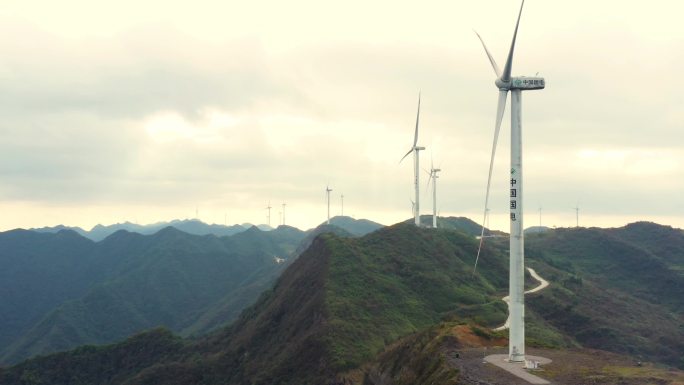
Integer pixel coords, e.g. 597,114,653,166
413,92,421,147
474,30,501,78
399,148,413,163
502,0,525,82
474,89,508,274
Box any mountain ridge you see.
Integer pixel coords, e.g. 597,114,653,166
1,220,682,384
31,219,253,241
0,216,382,364
0,225,307,364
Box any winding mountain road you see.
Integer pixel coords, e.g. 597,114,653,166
493,267,549,332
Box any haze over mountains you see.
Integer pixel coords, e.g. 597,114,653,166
0,217,682,384
0,216,383,364
30,216,387,242
31,220,270,242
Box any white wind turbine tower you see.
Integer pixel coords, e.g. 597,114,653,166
427,163,441,229
539,206,542,228
326,185,333,225
266,202,272,227
473,0,545,363
282,202,286,226
400,93,425,226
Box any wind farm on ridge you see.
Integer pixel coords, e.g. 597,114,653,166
1,0,683,384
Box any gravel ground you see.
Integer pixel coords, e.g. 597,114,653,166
449,347,684,385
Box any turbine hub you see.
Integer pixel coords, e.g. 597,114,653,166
495,78,511,90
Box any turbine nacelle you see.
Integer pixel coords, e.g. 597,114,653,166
415,146,426,151
495,76,546,91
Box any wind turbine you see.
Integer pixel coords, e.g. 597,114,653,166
326,185,333,225
574,203,580,227
266,202,272,227
400,93,425,226
282,202,286,226
341,194,344,216
426,163,441,229
539,206,543,227
473,0,545,363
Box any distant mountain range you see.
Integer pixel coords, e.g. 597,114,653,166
1,220,681,384
31,216,385,242
31,219,269,241
0,216,383,365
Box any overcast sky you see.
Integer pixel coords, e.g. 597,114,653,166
0,0,682,232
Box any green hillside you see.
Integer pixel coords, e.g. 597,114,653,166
0,230,97,358
525,225,684,368
610,221,684,271
1,221,682,384
0,226,305,364
0,328,186,385
0,223,510,384
431,216,488,236
197,224,511,384
326,216,384,236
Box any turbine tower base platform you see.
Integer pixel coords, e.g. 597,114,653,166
484,354,552,384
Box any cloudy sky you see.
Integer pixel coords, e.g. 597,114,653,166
0,0,682,232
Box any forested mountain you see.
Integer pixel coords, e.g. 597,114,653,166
0,225,306,364
524,223,684,367
1,221,682,385
0,230,98,359
0,216,381,365
326,216,384,236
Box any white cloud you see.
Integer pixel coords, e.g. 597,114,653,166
0,0,683,231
